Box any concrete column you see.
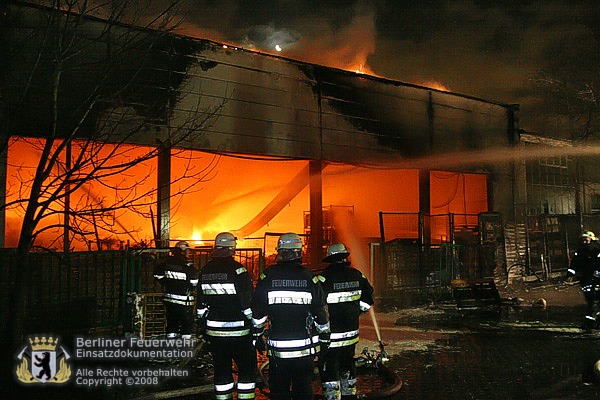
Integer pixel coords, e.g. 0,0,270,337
157,145,171,248
419,169,431,244
309,160,324,269
511,160,528,222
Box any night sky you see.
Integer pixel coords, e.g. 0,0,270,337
152,0,600,138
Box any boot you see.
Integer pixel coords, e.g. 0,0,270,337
322,381,341,400
340,371,356,396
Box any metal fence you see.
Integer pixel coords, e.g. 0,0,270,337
378,211,600,293
6,212,600,336
1,247,264,338
2,250,136,335
374,241,497,302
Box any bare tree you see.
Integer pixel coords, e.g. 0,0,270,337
2,0,224,352
531,71,600,142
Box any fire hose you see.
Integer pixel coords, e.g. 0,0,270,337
257,341,403,399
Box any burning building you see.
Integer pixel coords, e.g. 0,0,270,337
4,2,576,294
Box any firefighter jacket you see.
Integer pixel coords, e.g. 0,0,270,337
251,260,330,358
568,242,600,290
317,261,374,348
196,256,254,338
153,255,199,306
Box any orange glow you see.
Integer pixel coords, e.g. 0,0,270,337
430,170,488,243
5,139,488,254
5,138,158,250
430,171,488,214
420,80,450,92
353,64,375,75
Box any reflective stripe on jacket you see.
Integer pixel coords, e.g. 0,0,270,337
197,256,254,338
318,261,374,348
251,260,330,358
153,255,198,305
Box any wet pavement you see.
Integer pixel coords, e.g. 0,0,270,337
378,309,600,399
7,282,600,400
359,283,600,400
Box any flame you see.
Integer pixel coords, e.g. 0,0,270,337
191,231,203,245
353,64,374,75
421,80,450,92
5,139,491,251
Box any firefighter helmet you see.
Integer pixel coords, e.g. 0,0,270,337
582,231,598,241
173,240,190,254
276,233,303,250
215,232,237,248
323,243,350,262
275,233,303,262
175,240,190,251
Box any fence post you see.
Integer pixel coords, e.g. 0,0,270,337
379,211,385,244
449,213,455,244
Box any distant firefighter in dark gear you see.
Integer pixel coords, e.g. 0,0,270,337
567,231,600,330
251,233,330,400
154,240,199,339
317,243,375,400
197,232,257,400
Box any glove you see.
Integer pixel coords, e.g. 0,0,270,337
253,335,266,355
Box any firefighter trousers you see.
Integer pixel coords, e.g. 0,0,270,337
583,289,600,329
319,344,357,397
269,355,315,400
208,335,257,399
164,302,194,337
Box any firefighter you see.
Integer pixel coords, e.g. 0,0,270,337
153,240,199,339
196,232,257,400
566,231,600,330
317,243,374,400
251,233,330,400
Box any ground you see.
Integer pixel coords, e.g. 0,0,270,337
7,278,600,399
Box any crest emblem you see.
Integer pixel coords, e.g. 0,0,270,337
15,336,72,384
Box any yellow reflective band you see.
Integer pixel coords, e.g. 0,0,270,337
268,336,318,348
268,290,312,304
260,272,266,280
206,329,251,337
327,290,361,303
207,320,246,328
317,275,326,282
331,329,359,339
330,337,359,348
236,267,247,275
269,348,315,358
